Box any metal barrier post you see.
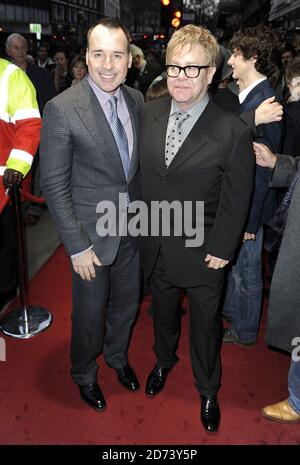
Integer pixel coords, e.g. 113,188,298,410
0,183,52,338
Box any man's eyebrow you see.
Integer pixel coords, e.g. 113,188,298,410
90,49,126,54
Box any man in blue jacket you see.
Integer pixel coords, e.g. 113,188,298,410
222,25,283,346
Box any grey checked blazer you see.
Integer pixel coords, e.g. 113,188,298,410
40,76,144,265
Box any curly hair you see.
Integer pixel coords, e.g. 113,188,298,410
230,25,278,75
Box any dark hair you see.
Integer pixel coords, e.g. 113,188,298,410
87,17,131,53
280,43,297,58
145,78,169,102
53,49,69,59
38,43,49,51
230,25,278,75
70,55,88,73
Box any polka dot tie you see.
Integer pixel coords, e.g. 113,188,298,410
165,111,190,168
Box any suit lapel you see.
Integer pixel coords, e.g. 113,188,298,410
74,77,125,180
121,86,139,183
243,80,269,105
152,97,172,175
166,100,215,175
241,80,271,113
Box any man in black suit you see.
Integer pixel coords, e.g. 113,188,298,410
35,43,56,72
126,44,163,97
40,18,144,411
140,24,255,433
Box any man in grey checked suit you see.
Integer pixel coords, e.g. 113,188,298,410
40,18,144,411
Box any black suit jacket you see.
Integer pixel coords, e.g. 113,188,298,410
140,97,255,287
26,62,57,115
126,61,163,96
240,79,282,232
283,101,300,157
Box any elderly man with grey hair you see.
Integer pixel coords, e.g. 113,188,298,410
126,44,163,96
5,33,56,114
5,33,56,225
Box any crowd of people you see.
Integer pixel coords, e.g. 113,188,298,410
0,18,299,435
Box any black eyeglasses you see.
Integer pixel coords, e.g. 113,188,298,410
165,65,210,78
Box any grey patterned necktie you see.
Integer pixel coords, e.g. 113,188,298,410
165,111,190,168
109,96,130,179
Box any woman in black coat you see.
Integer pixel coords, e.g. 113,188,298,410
254,142,300,423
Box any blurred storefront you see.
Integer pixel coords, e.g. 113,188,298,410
217,0,271,41
270,0,300,50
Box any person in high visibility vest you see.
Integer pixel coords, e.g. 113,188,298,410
0,57,41,310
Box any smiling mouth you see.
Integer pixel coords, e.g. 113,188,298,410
100,74,115,79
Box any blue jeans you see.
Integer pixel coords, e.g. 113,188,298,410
288,359,300,415
223,227,263,342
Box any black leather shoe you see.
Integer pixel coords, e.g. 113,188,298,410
79,383,106,411
115,364,140,392
145,365,172,397
223,327,255,347
200,395,220,433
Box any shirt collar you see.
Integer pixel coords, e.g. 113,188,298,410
88,75,122,107
238,77,267,103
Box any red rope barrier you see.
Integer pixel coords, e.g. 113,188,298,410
0,191,10,215
21,189,45,204
0,188,45,215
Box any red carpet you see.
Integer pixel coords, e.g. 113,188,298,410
0,245,299,445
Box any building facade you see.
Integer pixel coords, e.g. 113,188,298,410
217,0,271,42
0,0,122,51
269,0,300,51
119,0,135,32
50,0,104,47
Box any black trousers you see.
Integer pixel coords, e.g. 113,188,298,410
150,250,224,397
70,235,140,385
0,206,18,294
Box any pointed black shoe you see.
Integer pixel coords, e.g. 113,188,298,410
115,364,140,392
145,365,172,397
200,395,220,433
79,383,106,411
